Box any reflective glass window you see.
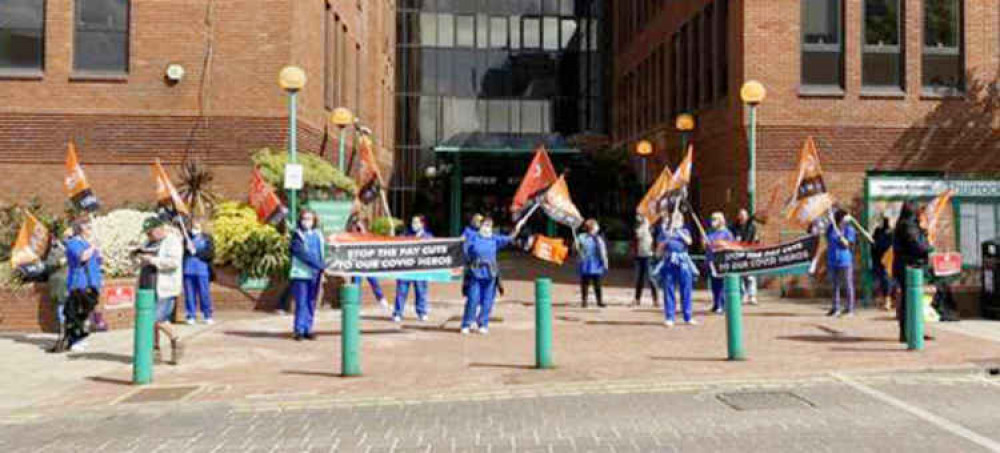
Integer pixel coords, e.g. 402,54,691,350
923,0,963,93
543,17,559,50
522,17,540,48
490,16,508,48
801,0,844,88
74,0,129,73
863,0,903,89
0,0,46,71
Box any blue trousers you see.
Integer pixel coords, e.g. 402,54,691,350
663,265,693,322
183,275,213,320
352,276,385,301
710,276,726,311
831,265,856,313
463,277,497,329
394,280,428,317
292,277,320,335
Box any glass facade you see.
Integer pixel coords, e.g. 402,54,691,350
393,0,609,224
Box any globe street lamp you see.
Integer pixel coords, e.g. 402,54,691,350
279,65,306,227
675,113,696,152
740,80,766,217
635,140,654,193
330,107,355,173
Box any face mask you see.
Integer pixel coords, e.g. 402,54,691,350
191,228,202,236
301,219,315,230
591,226,600,234
412,222,423,232
480,226,493,237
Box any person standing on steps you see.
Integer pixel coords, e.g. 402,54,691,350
135,217,185,364
632,215,659,307
183,218,216,325
461,217,523,335
289,209,325,341
826,209,858,317
658,210,699,327
706,212,734,314
576,219,608,308
394,215,432,323
731,208,759,305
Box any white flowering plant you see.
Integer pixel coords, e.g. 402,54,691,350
91,209,156,278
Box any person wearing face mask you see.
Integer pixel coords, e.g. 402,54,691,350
461,213,484,300
826,209,858,317
394,215,433,323
658,210,699,326
706,212,734,314
576,219,609,308
632,215,659,307
462,217,523,334
183,219,216,325
290,210,326,340
61,217,104,352
731,209,759,306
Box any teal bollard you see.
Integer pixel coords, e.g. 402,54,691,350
906,267,925,351
341,283,361,376
724,275,746,361
133,289,156,385
535,278,553,369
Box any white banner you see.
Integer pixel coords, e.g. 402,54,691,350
870,177,1000,199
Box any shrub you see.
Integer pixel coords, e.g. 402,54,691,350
371,216,403,236
178,159,220,217
251,148,357,199
91,209,157,278
212,201,289,279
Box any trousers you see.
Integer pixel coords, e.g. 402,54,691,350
184,275,213,320
463,277,497,329
291,277,320,335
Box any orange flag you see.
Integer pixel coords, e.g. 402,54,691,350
152,159,190,217
512,146,558,221
357,135,383,205
541,175,584,229
249,167,286,225
64,142,100,212
10,211,51,269
637,165,673,223
921,189,955,246
655,145,694,216
786,137,834,229
530,235,569,265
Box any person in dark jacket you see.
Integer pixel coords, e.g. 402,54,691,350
871,215,895,311
892,201,932,343
183,219,216,324
731,209,759,305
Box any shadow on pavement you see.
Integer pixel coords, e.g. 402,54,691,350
361,315,394,322
403,325,461,333
87,376,134,386
67,352,133,364
0,332,56,351
829,347,908,353
778,335,897,344
468,362,536,370
281,370,341,378
224,329,412,339
745,312,817,318
649,356,729,362
585,320,666,327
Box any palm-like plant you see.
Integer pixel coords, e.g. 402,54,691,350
178,159,220,217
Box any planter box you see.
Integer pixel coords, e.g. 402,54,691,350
238,274,272,291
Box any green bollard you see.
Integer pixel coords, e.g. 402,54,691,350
341,283,361,376
724,275,746,361
535,278,553,369
132,289,156,385
906,267,925,351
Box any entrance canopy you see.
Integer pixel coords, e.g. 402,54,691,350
433,132,579,154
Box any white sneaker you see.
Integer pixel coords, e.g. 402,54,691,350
185,318,196,325
378,299,390,311
203,318,215,325
461,327,470,335
392,315,402,323
664,320,675,327
686,319,699,326
275,309,287,315
749,298,759,306
69,341,87,352
418,315,429,322
478,327,489,335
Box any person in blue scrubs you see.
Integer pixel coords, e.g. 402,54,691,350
576,219,608,308
658,210,699,326
462,217,523,334
183,219,215,324
63,217,103,352
394,215,432,323
290,210,325,341
461,213,484,299
706,212,734,314
826,209,858,316
349,218,389,311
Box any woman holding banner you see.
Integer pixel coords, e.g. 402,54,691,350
577,219,608,308
290,209,325,341
658,210,699,326
462,217,523,335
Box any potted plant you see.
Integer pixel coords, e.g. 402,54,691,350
212,201,289,290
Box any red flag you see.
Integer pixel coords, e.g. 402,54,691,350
64,142,100,212
357,136,382,205
541,175,584,229
512,146,558,220
152,159,190,218
249,167,287,225
786,137,834,229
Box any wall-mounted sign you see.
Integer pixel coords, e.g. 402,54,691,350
870,177,1000,199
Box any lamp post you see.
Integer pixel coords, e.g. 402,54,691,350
279,65,306,228
635,140,653,193
331,107,355,173
740,80,766,217
675,113,696,152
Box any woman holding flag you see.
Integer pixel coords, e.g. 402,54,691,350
462,217,524,334
826,209,858,317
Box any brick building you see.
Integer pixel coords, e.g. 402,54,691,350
614,0,999,297
0,0,396,208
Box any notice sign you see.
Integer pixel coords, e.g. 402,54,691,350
325,233,464,280
712,235,820,277
102,285,135,310
931,252,962,277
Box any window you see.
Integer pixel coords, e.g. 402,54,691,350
960,203,997,267
74,0,129,73
716,0,729,97
419,12,436,46
923,0,963,94
0,0,45,72
437,13,454,47
489,17,507,48
325,6,333,109
702,7,714,104
801,0,843,89
560,19,577,50
863,0,904,90
687,22,697,110
355,43,361,116
543,17,559,51
455,15,474,47
523,17,541,49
